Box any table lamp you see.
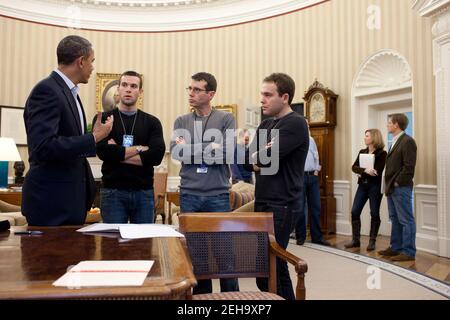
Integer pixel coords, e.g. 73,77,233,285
0,137,22,188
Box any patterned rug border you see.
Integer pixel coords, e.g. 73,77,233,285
289,240,450,299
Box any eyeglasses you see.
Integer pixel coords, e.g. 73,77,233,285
185,86,209,94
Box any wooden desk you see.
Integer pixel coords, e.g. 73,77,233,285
0,226,196,300
166,191,180,225
0,190,22,206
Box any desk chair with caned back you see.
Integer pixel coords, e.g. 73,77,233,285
153,172,168,224
178,212,308,300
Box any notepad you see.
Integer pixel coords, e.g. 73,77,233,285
52,260,153,287
359,153,375,169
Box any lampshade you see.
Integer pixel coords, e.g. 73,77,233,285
0,137,21,161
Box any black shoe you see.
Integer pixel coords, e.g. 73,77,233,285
296,239,305,246
312,240,331,246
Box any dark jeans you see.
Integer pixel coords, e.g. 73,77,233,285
295,175,324,243
387,186,416,257
180,192,239,294
100,188,154,223
255,200,301,300
351,182,382,222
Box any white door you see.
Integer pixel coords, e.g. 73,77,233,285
359,102,413,236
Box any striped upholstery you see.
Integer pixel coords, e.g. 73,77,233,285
192,291,284,300
229,190,255,211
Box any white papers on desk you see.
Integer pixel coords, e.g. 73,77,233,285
77,223,123,233
52,260,153,287
77,223,184,239
119,224,184,239
359,153,375,169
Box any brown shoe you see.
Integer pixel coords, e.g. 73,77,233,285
378,247,400,256
390,254,415,262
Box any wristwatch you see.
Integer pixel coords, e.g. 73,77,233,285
136,145,143,154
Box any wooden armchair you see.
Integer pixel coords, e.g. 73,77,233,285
153,172,168,224
178,212,308,300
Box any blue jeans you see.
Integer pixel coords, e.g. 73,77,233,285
180,192,239,294
100,188,154,223
387,186,416,257
351,182,382,222
295,175,324,243
255,200,301,300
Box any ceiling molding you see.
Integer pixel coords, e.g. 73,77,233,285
0,0,327,32
414,0,450,17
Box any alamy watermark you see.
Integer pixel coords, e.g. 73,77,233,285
171,126,280,175
366,265,381,290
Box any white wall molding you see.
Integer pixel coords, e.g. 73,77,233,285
415,185,439,254
417,0,450,258
0,0,327,32
334,180,351,236
354,49,412,97
415,0,450,18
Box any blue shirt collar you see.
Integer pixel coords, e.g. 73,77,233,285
54,69,80,96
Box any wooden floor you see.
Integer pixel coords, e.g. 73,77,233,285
319,234,450,284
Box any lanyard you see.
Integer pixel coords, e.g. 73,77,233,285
194,109,214,143
118,110,138,136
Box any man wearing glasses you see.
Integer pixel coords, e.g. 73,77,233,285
170,72,238,294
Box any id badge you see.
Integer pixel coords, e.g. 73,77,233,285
123,135,134,147
196,164,208,174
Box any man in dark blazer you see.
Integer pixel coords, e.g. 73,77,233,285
379,113,417,261
22,35,113,226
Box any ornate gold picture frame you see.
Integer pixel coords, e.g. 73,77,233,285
95,73,143,112
214,104,238,122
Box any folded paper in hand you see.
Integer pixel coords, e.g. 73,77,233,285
359,153,374,170
77,223,184,239
53,260,153,287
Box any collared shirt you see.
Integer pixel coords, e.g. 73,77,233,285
304,136,321,172
54,69,85,134
389,131,404,152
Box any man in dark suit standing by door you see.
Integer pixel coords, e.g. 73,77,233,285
378,113,417,261
22,35,113,226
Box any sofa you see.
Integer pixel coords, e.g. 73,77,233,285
0,200,27,226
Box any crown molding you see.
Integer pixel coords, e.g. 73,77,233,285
0,0,327,32
415,0,450,17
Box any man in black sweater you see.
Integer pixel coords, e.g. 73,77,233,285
245,73,309,300
93,71,165,223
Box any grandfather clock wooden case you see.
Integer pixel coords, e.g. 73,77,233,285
304,80,338,235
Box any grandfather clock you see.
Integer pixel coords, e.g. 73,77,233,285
304,80,338,235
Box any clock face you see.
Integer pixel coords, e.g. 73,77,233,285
310,93,326,123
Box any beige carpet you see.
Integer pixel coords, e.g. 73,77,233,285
212,242,448,300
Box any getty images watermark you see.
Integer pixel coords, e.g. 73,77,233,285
171,127,280,175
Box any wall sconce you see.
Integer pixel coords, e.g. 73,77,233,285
0,137,22,189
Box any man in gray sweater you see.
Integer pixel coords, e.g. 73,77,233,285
170,72,238,294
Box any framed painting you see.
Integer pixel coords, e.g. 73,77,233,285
214,104,238,122
95,73,144,112
0,106,27,146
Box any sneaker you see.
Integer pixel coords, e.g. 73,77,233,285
289,232,296,240
378,247,400,256
296,239,305,246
